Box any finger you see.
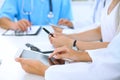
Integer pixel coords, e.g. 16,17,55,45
49,46,67,58
15,58,27,66
48,58,55,65
55,59,65,64
58,19,64,25
17,21,27,31
49,48,61,58
15,58,24,63
48,33,55,38
54,32,62,36
52,25,59,31
21,20,31,30
49,35,55,44
64,20,69,25
23,19,31,27
53,54,65,59
15,58,31,64
53,27,63,33
48,35,52,44
23,20,32,31
48,58,62,65
15,58,33,65
17,20,31,31
53,59,61,64
61,20,69,26
59,59,65,64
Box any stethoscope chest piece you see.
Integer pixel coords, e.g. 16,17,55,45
48,0,54,19
48,12,54,18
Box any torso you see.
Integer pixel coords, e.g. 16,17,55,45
101,0,120,42
17,0,62,25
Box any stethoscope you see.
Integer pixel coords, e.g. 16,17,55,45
22,0,33,22
22,0,54,20
48,0,54,18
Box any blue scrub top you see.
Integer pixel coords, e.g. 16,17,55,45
0,0,73,25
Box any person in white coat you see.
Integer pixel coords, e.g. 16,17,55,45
45,31,120,80
50,0,120,51
15,0,120,79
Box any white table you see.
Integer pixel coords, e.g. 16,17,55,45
0,26,54,80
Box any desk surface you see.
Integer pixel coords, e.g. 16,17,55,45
0,26,54,80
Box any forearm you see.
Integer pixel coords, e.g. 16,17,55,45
40,65,49,77
75,51,92,62
76,41,109,51
67,27,102,41
0,17,14,30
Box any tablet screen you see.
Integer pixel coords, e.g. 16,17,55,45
20,50,49,65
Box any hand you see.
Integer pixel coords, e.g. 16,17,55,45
49,46,80,62
58,18,73,28
49,33,74,48
15,58,48,76
52,25,63,33
10,19,31,31
48,58,65,65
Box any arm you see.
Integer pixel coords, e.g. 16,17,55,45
49,46,92,62
0,0,31,31
0,17,31,31
0,17,15,30
56,0,73,28
49,32,109,50
0,0,17,30
67,26,102,41
76,41,109,50
15,46,91,77
58,18,73,28
15,58,49,76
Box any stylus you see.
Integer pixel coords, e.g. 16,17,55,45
42,27,54,37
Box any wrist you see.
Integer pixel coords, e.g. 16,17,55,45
73,40,77,47
9,22,17,30
72,40,78,50
68,39,74,48
78,51,92,62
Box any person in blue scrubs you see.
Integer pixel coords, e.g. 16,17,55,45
0,0,73,31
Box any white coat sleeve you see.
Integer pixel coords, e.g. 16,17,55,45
45,62,93,80
87,32,120,63
45,33,120,80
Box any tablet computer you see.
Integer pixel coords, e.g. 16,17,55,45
15,49,50,65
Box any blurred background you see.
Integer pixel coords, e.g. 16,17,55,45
72,0,94,27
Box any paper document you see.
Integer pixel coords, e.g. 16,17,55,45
2,26,41,36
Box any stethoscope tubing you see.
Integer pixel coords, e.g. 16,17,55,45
49,0,53,12
22,0,54,19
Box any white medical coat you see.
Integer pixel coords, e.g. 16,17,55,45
45,1,120,80
45,33,120,80
101,0,120,42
